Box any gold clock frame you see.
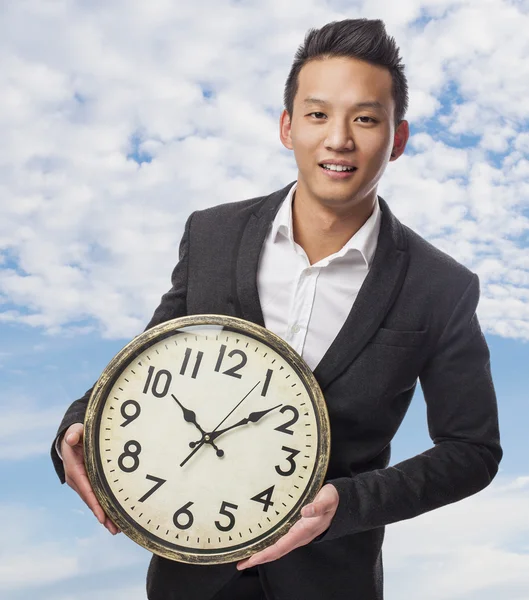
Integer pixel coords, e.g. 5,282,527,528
84,314,331,564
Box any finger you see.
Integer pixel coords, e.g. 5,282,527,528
62,433,111,528
65,423,84,447
67,462,106,524
104,517,121,535
67,477,80,496
301,485,339,518
238,520,313,569
238,538,295,570
66,474,107,525
301,501,333,518
79,481,106,524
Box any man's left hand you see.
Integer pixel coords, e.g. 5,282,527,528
236,483,339,570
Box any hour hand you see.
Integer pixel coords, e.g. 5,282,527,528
171,394,206,435
172,394,224,457
208,404,283,443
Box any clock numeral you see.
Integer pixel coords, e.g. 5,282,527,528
251,485,275,512
118,440,141,473
120,400,141,427
143,366,172,397
215,344,247,379
274,405,299,435
214,343,226,372
180,348,203,379
261,369,273,397
275,446,300,477
173,501,194,530
214,501,238,532
138,474,167,503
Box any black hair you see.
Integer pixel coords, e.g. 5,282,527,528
284,19,409,125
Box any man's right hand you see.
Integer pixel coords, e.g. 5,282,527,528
61,423,120,535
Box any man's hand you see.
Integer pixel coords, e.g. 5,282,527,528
236,483,339,570
61,423,120,535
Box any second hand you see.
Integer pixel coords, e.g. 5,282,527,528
179,380,261,468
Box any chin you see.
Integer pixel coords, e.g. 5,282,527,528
316,185,364,204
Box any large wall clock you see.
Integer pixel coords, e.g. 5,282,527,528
84,315,330,564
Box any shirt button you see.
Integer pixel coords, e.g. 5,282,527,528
291,324,301,334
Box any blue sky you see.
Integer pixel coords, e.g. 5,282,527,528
1,0,528,598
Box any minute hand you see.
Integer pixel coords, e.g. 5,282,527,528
179,380,261,468
207,404,283,443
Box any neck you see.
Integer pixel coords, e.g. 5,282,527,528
291,186,376,265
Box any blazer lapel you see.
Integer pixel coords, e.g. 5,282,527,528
313,197,410,390
235,185,410,391
235,181,296,326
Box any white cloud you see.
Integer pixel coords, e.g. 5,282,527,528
0,0,527,341
0,544,79,590
385,476,529,600
0,504,147,594
384,475,529,599
0,393,65,460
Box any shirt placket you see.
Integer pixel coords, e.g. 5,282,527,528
285,263,320,356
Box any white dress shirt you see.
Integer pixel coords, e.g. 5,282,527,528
257,182,381,371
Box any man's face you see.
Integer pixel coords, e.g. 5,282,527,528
280,56,409,213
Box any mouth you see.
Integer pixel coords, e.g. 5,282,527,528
319,163,357,178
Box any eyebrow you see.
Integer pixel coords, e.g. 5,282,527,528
302,98,385,111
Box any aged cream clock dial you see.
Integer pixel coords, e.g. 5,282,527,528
84,315,330,564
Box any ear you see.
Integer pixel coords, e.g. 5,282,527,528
389,120,410,161
279,109,294,150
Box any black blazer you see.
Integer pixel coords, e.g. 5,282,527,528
52,182,502,600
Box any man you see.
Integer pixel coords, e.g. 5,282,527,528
52,18,502,600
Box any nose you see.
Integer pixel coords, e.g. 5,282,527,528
324,119,355,152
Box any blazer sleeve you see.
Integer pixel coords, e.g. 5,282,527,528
50,213,194,483
318,273,503,543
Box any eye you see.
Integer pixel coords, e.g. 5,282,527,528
356,116,377,124
307,112,327,119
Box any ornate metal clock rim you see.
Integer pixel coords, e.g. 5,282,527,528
83,314,331,564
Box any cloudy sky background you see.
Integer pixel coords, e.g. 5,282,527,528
1,0,528,598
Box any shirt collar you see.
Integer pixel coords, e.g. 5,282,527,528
270,181,382,268
270,182,297,244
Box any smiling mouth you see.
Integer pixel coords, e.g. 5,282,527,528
319,164,357,173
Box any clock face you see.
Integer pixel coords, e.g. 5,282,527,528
85,315,330,564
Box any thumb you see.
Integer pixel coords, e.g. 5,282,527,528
302,484,339,517
65,423,84,447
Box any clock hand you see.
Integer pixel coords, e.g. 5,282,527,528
212,380,262,432
171,394,206,435
179,380,261,468
171,394,224,457
193,404,283,444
